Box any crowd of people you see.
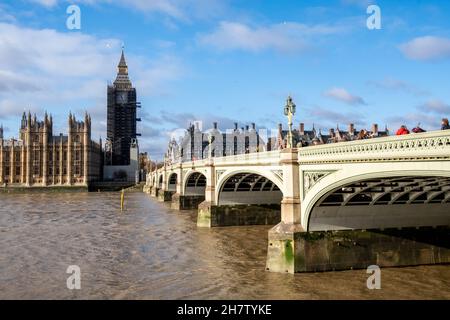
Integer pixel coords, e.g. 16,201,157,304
354,118,450,140
395,118,450,136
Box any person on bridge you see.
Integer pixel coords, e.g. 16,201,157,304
356,129,369,140
412,123,426,133
396,125,410,135
442,118,450,130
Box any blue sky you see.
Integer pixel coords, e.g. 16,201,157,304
1,0,450,159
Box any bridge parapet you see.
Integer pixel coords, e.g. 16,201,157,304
298,130,450,164
213,150,281,166
165,150,282,169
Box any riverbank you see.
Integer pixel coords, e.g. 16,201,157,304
0,185,88,194
0,192,449,299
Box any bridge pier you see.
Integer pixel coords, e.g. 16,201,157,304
143,184,151,194
150,186,159,197
158,190,174,202
197,203,280,227
266,224,450,273
171,193,205,210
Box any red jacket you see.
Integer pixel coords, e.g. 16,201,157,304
396,127,410,135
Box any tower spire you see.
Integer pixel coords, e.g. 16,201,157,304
117,47,128,74
114,48,131,89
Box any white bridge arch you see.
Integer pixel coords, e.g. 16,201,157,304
147,130,450,232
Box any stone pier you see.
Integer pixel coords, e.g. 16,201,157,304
266,224,450,273
171,193,205,210
158,190,174,202
197,202,280,227
150,186,158,197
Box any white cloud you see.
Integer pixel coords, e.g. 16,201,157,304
27,0,227,21
0,22,184,149
198,21,345,53
341,0,374,8
323,87,366,105
0,70,43,92
29,0,58,8
308,105,366,126
418,99,450,114
385,113,440,131
0,23,120,77
367,77,429,96
400,36,450,61
0,6,16,23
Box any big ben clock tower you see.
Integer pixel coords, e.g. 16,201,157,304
107,49,141,166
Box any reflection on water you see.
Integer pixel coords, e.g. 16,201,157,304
0,192,449,300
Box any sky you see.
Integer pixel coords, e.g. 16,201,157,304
0,0,450,160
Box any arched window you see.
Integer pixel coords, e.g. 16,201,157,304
245,136,250,154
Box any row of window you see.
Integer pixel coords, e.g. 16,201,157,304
0,150,83,162
1,165,83,176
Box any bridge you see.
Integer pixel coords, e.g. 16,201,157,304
145,130,450,273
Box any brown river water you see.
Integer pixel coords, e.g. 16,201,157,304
0,192,449,300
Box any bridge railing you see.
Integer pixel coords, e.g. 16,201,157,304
213,150,282,165
297,130,450,164
162,150,283,169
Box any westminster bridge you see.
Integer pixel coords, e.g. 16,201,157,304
145,130,450,273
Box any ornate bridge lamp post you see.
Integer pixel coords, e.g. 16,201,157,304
208,134,215,159
284,96,296,149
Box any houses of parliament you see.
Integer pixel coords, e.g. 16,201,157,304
0,111,102,187
0,50,143,188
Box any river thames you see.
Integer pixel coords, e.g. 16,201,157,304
0,192,449,299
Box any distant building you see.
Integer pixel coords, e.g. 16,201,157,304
106,50,141,166
166,122,266,164
103,50,141,183
164,121,391,163
139,152,152,181
274,122,389,149
103,138,139,183
0,112,102,187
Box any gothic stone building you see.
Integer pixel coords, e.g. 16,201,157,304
0,112,102,187
273,122,389,149
106,50,141,166
166,122,266,164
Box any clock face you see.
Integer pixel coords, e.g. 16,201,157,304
116,92,128,104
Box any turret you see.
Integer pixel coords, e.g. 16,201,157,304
27,111,31,129
299,123,305,135
21,112,26,129
348,123,355,136
68,112,73,128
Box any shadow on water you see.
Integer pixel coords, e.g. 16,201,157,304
371,227,450,249
0,192,449,299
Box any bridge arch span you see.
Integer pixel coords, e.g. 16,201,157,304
302,164,450,232
183,170,207,196
158,174,163,189
215,169,284,206
167,172,177,191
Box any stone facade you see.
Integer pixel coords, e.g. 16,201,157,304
0,112,102,187
165,121,390,162
166,122,266,164
106,50,141,166
274,122,390,149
